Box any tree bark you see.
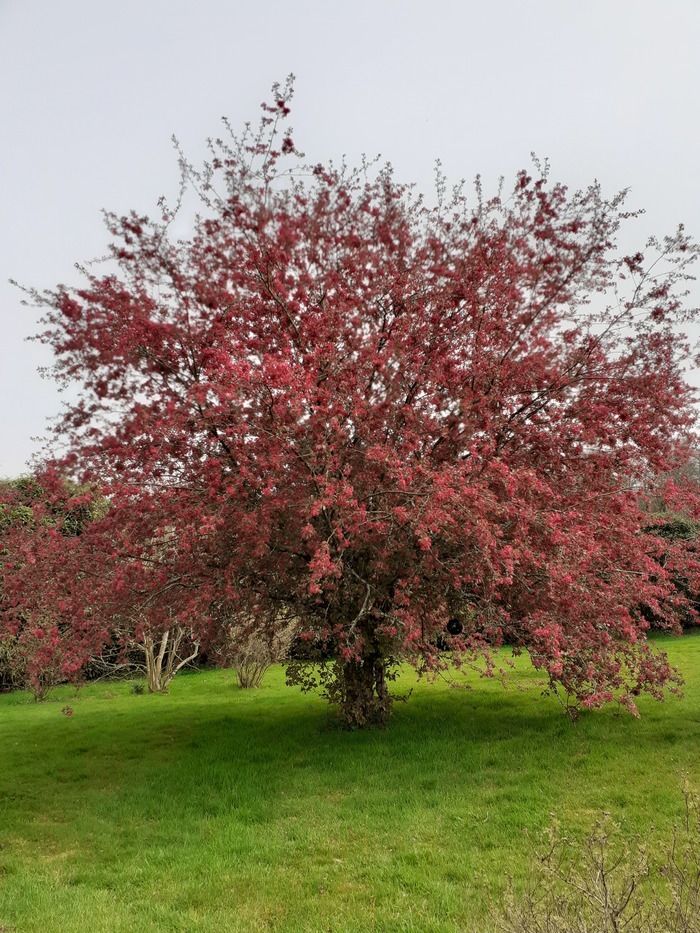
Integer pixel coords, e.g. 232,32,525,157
142,628,199,693
338,655,391,728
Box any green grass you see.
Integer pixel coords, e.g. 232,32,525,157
1,633,699,932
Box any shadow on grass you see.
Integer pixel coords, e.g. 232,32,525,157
2,671,690,825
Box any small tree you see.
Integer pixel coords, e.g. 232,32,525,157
1,478,203,696
0,474,107,698
80,517,205,693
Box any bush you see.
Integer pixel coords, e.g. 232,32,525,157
0,635,25,693
496,784,700,933
218,616,297,688
0,632,69,700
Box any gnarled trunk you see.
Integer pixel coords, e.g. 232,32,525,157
338,655,391,728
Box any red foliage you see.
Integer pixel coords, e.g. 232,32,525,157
8,78,700,721
0,474,110,695
1,475,211,694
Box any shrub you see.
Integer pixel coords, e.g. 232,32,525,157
496,784,700,933
218,616,297,688
0,634,25,693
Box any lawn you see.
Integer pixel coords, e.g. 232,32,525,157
1,632,699,933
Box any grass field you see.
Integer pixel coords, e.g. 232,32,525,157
1,632,699,932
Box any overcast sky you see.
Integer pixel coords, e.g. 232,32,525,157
1,0,699,476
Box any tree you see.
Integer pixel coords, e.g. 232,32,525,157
20,77,700,726
0,474,107,698
1,478,205,695
640,466,700,631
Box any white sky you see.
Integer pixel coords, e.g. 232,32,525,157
1,0,699,476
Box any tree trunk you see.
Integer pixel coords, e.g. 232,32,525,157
143,631,169,693
338,655,391,728
142,628,199,694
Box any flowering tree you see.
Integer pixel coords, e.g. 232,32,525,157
1,476,205,695
18,78,700,725
90,507,204,694
0,474,108,697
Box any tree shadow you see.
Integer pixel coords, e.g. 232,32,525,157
3,676,689,829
